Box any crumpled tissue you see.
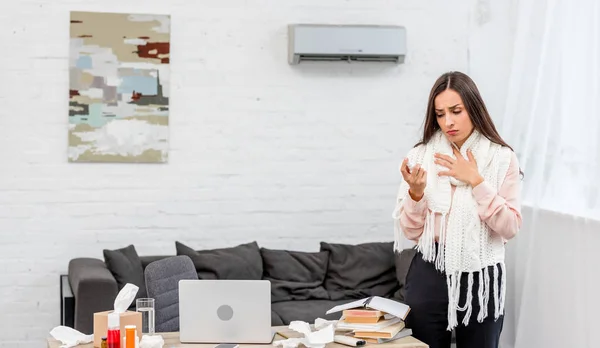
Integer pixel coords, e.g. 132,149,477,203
49,326,93,348
113,283,139,314
139,334,165,348
273,318,336,348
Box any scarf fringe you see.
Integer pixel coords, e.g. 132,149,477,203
493,263,500,319
435,213,446,271
417,211,437,265
478,266,491,322
461,273,474,326
444,262,505,331
477,270,485,322
417,211,448,272
446,272,459,330
500,262,507,317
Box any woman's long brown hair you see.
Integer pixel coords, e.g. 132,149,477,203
416,71,514,151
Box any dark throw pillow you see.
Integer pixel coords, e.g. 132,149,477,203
103,244,147,300
175,241,263,280
320,241,398,300
261,248,330,302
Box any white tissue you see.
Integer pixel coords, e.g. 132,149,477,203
114,283,139,314
273,318,335,348
49,326,93,348
139,335,164,348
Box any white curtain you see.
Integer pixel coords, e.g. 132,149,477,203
501,0,600,218
500,0,600,347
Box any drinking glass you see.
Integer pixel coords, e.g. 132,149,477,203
136,298,155,335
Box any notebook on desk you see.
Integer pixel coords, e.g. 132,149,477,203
179,279,274,344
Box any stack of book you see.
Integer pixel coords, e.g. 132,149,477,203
326,296,413,344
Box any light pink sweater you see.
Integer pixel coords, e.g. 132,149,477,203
398,151,522,243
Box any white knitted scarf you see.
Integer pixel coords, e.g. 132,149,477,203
393,129,512,330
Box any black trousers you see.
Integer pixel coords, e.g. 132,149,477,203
404,251,504,348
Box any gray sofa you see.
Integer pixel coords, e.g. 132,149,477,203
68,240,417,334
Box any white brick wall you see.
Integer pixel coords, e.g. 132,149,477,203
0,0,514,346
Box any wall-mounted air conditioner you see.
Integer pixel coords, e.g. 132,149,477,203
288,24,407,65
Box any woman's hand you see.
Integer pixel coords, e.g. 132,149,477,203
435,148,484,187
400,158,427,201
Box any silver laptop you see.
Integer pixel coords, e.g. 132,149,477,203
179,279,273,344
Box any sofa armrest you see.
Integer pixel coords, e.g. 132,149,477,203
68,258,118,334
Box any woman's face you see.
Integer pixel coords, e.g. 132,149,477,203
434,89,474,148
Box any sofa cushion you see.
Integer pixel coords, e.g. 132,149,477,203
261,248,329,302
175,241,263,280
103,244,147,300
272,300,352,325
393,247,417,302
271,310,285,326
320,241,398,300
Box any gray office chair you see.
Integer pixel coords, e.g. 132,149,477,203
144,255,198,332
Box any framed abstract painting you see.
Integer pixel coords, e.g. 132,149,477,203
69,11,170,163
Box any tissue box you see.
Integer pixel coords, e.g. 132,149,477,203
93,310,142,347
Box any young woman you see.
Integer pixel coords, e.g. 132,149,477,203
392,71,522,348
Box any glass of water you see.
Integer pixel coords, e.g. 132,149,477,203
136,298,155,335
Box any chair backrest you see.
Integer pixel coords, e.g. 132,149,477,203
144,255,198,332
